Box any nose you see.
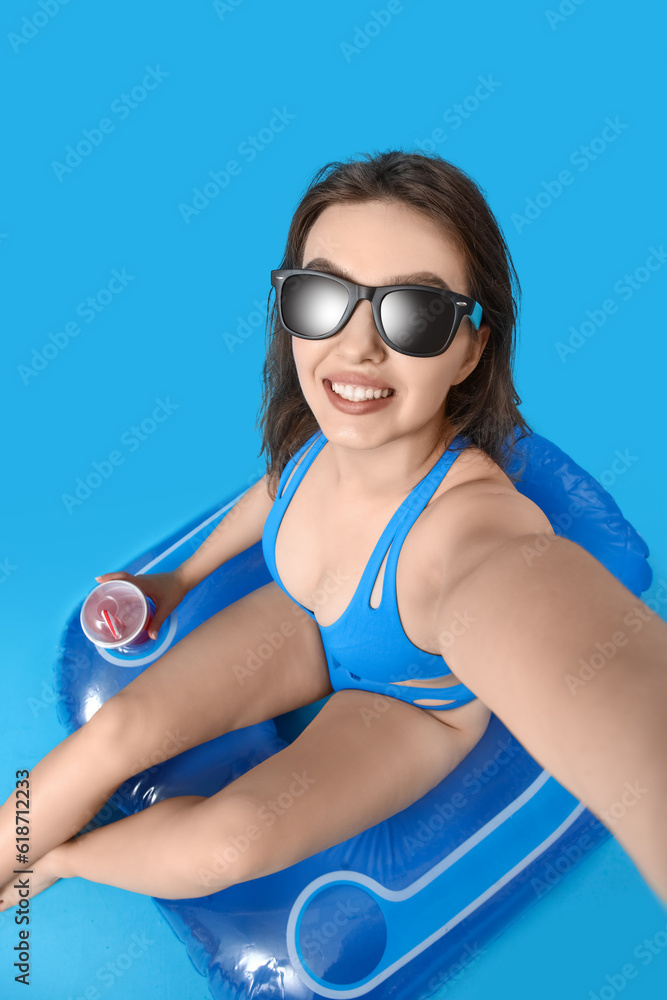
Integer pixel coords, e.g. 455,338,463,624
336,298,384,356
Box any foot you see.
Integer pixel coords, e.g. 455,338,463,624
0,847,66,912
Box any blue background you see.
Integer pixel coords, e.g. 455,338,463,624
1,0,666,998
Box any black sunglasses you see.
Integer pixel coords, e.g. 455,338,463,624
270,268,483,359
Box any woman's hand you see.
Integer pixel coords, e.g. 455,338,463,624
93,569,190,639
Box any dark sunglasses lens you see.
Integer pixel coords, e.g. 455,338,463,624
281,274,348,337
380,289,455,354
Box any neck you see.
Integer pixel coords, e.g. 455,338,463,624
322,419,457,504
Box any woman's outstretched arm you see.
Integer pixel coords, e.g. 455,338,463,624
433,531,667,904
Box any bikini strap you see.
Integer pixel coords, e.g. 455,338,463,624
386,678,478,707
364,434,470,609
277,430,325,501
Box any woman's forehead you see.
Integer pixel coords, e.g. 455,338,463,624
303,200,469,292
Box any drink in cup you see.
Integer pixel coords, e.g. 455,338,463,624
80,580,156,654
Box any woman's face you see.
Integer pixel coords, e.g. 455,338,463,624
292,199,490,451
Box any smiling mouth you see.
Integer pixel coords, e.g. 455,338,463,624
323,378,396,401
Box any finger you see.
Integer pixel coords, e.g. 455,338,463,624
94,571,132,582
148,615,163,640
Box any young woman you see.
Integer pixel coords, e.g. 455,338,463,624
1,151,665,910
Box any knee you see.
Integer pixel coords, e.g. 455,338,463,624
84,693,156,772
82,692,133,744
187,796,271,896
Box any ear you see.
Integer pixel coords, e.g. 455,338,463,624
452,322,491,385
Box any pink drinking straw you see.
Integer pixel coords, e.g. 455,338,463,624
101,608,122,640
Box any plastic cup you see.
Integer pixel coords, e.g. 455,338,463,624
80,580,156,654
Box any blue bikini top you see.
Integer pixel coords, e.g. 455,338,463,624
261,429,478,709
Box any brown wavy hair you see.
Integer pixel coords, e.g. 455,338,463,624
256,149,532,500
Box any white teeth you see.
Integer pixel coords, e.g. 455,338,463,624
330,382,393,401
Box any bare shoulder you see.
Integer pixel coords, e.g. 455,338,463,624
418,443,555,601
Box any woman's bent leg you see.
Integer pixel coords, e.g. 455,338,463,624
2,690,487,905
0,581,332,884
0,709,136,887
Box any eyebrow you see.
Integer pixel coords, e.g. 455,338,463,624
302,257,453,292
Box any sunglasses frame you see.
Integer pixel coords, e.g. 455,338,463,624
271,268,483,358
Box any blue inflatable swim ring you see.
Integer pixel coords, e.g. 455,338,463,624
55,429,652,1000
